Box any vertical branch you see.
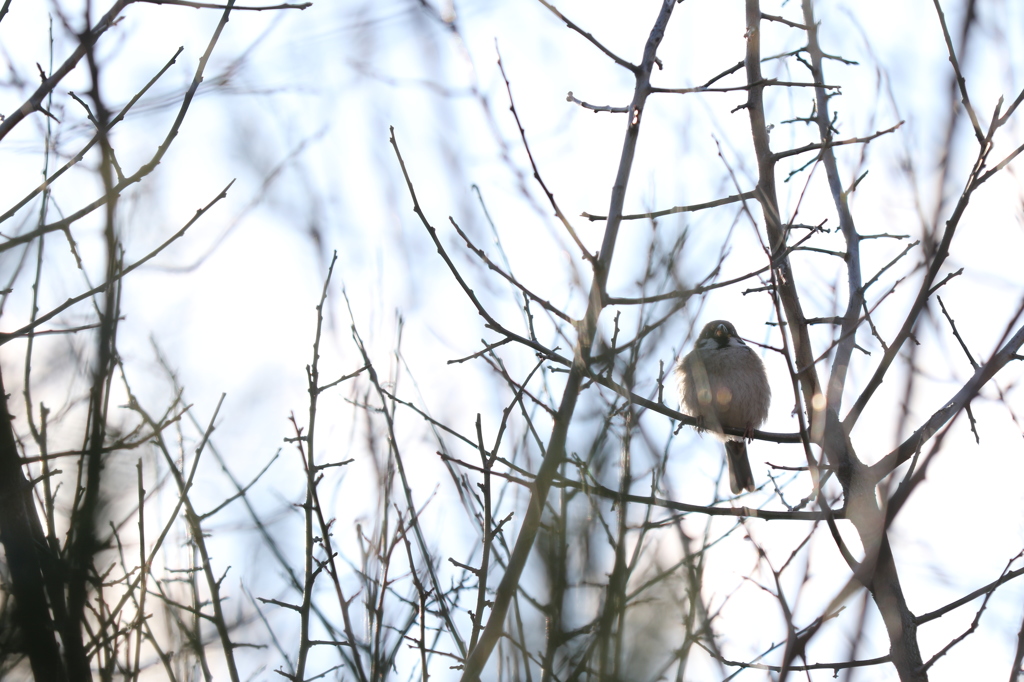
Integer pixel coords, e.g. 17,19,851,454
398,512,431,682
867,536,927,682
743,0,821,418
131,461,148,682
65,2,125,675
20,31,75,663
183,471,241,680
187,541,216,680
932,0,983,143
147,394,239,681
606,411,633,679
790,3,926,680
348,311,468,662
794,0,878,579
800,0,864,414
469,415,493,651
539,475,567,682
294,251,369,682
1011,612,1024,682
457,3,678,679
0,365,66,681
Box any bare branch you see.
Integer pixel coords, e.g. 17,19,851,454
536,0,638,73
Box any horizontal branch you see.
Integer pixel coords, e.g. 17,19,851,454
760,12,808,29
605,228,816,305
773,121,904,161
443,447,838,520
582,190,756,222
140,0,310,8
605,266,763,305
566,91,627,113
650,78,839,96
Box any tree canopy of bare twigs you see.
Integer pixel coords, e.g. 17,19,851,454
1,1,1024,681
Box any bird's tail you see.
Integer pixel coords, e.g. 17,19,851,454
725,440,755,494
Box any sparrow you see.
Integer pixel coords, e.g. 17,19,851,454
676,320,771,494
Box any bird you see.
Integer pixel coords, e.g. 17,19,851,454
676,320,771,494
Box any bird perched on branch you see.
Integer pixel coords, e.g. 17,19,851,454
676,320,771,494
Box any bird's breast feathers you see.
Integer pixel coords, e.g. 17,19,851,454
679,344,770,431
